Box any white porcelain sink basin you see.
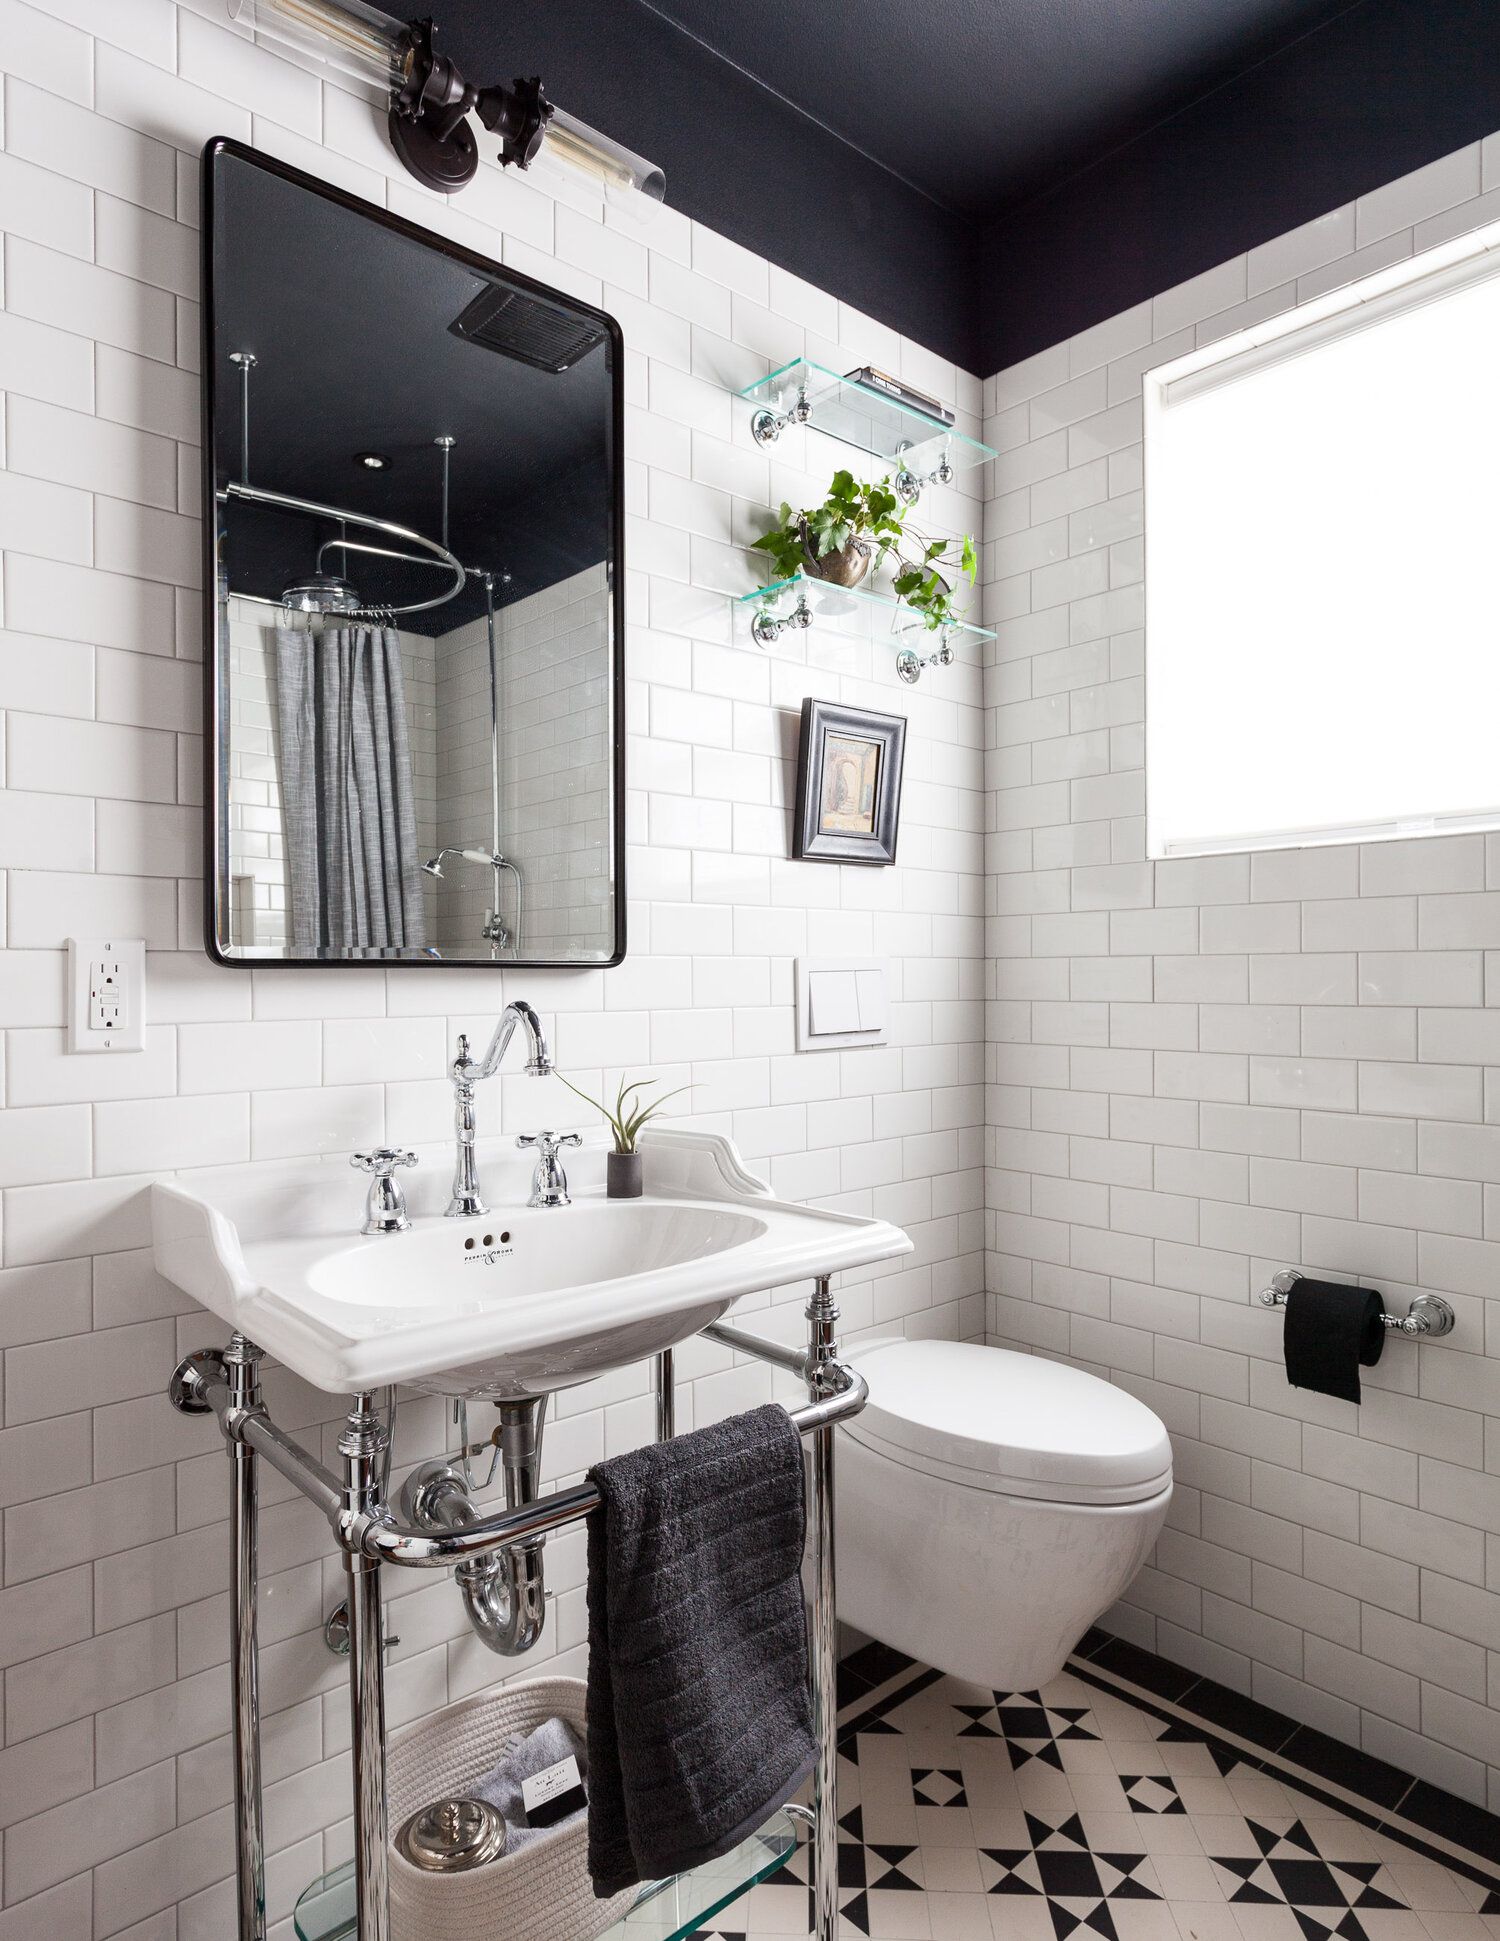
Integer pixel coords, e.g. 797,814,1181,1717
152,1129,911,1398
302,1202,767,1309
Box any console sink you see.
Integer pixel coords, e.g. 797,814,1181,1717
151,1128,912,1398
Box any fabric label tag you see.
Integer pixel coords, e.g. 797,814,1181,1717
521,1754,586,1827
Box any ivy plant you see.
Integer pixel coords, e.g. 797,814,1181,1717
752,469,978,632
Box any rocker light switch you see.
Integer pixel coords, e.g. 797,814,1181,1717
808,971,861,1035
796,957,889,1052
855,970,887,1031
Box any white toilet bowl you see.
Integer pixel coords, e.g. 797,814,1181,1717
836,1339,1172,1692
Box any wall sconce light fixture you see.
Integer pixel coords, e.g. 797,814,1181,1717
229,0,665,208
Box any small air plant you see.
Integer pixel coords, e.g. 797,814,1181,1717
556,1072,688,1152
555,1072,688,1197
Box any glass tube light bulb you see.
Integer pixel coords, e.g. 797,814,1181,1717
227,0,407,88
541,106,665,211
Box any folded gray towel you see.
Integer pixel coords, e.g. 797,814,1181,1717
585,1402,816,1898
471,1715,586,1854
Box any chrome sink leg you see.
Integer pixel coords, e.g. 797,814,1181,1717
807,1276,840,1941
226,1335,267,1941
341,1394,392,1941
654,1348,675,1441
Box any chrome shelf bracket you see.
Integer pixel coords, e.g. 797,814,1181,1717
751,592,813,648
896,633,957,684
750,385,812,445
893,438,956,506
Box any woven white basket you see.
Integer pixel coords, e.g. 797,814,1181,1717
388,1674,635,1941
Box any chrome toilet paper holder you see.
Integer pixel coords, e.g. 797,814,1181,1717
1257,1269,1457,1337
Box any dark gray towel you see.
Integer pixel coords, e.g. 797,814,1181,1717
585,1403,816,1897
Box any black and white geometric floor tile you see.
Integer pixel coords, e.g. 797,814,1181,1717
1209,1816,1411,1933
911,1765,968,1807
1119,1773,1189,1815
957,1690,1104,1769
980,1806,1164,1939
734,1656,1500,1938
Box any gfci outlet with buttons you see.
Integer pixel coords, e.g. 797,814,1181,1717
67,940,146,1053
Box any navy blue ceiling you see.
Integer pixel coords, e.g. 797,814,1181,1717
438,0,1500,375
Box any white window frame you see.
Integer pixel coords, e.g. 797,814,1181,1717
1144,212,1500,859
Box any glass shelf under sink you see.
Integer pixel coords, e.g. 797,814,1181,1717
293,1860,355,1941
602,1807,799,1940
292,1809,799,1941
737,358,994,485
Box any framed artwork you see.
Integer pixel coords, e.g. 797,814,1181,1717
792,699,907,866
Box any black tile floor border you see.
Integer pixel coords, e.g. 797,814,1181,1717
1069,1626,1500,1888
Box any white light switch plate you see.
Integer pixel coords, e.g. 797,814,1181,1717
796,956,889,1052
67,939,145,1053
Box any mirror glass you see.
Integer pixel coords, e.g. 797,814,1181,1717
205,142,624,965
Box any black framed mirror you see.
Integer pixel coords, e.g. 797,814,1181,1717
201,139,625,967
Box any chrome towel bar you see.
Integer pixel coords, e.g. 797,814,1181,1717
1257,1268,1456,1337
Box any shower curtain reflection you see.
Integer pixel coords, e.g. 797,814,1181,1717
273,625,427,955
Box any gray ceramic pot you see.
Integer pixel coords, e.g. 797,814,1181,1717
607,1150,643,1199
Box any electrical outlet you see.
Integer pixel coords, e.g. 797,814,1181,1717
67,939,146,1053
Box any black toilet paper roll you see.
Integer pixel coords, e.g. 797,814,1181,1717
1282,1276,1385,1403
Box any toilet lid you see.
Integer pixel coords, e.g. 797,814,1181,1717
842,1340,1173,1506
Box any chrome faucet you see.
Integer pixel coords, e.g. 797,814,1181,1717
518,1131,581,1208
351,1149,416,1235
446,1001,552,1218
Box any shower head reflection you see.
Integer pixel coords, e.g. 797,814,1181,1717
422,846,503,880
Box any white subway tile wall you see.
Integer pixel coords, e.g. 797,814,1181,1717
983,138,1500,1816
0,4,987,1930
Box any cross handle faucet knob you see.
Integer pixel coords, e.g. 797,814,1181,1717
517,1131,581,1208
351,1150,417,1235
351,1149,418,1174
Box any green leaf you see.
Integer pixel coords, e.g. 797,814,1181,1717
553,1072,615,1139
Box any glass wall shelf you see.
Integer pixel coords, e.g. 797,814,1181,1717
293,1810,799,1941
737,359,994,494
736,573,992,682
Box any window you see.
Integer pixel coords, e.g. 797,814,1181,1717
1144,219,1500,858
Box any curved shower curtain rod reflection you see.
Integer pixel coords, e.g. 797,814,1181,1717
221,480,469,618
219,353,485,621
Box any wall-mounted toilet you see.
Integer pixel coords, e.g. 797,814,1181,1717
836,1339,1173,1692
